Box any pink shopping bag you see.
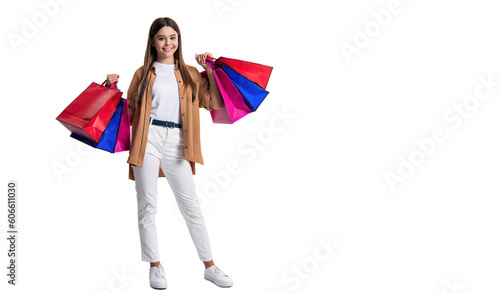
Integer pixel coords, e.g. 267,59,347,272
203,59,251,124
114,99,131,152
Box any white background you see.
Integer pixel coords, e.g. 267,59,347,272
1,0,500,292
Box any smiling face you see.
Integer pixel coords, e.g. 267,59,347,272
151,26,178,64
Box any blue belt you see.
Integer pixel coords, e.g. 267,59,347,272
150,118,182,129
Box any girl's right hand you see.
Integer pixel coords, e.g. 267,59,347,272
107,74,120,85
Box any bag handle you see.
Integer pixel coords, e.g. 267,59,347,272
102,80,118,89
205,57,217,70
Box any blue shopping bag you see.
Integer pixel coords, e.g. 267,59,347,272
70,98,124,153
220,64,269,112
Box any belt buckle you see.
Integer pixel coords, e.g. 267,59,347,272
167,121,174,129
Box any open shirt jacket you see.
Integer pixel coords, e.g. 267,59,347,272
126,59,215,180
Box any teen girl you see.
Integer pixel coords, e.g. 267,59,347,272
106,17,232,290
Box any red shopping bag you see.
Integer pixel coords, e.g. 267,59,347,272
56,81,122,143
202,60,251,124
215,56,273,89
70,98,130,153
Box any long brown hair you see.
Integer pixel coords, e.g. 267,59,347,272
137,17,194,104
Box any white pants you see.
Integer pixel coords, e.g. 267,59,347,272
132,123,213,262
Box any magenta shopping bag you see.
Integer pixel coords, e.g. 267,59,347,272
203,59,251,124
115,99,131,152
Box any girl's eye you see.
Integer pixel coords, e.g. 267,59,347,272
171,37,176,40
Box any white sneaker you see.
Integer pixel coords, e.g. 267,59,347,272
204,265,233,288
149,264,167,290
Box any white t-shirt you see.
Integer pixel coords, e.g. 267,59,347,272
150,61,181,123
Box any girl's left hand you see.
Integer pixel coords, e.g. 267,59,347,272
195,52,213,70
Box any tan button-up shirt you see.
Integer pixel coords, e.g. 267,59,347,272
126,60,215,180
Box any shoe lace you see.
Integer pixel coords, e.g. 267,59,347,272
156,265,166,279
214,266,228,277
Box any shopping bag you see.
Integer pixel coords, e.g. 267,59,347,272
215,56,273,89
202,60,251,124
114,99,131,152
70,98,130,153
56,80,122,143
220,64,269,111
